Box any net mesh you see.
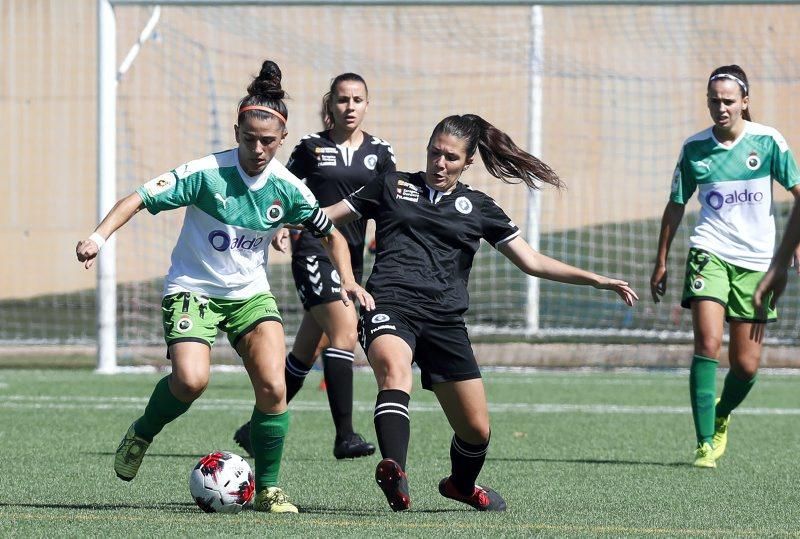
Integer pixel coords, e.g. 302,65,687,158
5,3,800,361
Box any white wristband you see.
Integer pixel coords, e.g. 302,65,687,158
88,232,106,250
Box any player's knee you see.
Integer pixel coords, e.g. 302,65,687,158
254,378,285,404
459,422,491,445
170,376,208,401
695,336,722,358
328,329,358,351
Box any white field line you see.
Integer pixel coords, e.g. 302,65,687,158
1,394,799,415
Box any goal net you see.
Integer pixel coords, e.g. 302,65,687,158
5,1,800,365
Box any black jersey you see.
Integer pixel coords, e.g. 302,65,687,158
287,130,396,273
345,171,520,318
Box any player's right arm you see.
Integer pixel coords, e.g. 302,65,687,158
76,191,145,269
651,150,692,303
650,201,685,303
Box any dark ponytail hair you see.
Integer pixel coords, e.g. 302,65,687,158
708,64,751,121
321,73,368,129
429,114,564,190
238,60,289,127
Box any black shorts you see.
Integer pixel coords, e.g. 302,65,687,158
291,255,362,311
358,306,481,391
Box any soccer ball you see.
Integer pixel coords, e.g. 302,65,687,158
189,451,255,513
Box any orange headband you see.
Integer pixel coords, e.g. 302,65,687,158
238,105,287,125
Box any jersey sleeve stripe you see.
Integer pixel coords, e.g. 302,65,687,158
303,207,333,238
494,230,521,247
343,199,362,218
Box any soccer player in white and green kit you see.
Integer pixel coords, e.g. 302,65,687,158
651,65,800,468
76,60,374,512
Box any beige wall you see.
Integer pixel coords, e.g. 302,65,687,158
4,1,800,300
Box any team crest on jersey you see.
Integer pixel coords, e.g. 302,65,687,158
176,316,193,333
266,200,284,223
455,196,473,215
142,172,176,197
692,278,705,292
371,313,390,324
745,151,761,171
364,154,378,170
396,180,421,202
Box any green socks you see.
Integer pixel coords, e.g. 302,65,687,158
689,354,718,445
251,408,290,490
716,370,756,418
134,375,192,442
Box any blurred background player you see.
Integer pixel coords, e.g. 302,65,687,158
76,60,373,513
323,114,638,511
234,73,395,460
650,65,800,468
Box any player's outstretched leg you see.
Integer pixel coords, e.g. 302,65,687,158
116,375,192,481
375,458,410,512
438,477,506,512
114,423,151,481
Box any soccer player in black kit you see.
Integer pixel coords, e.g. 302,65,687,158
234,73,396,459
323,114,639,512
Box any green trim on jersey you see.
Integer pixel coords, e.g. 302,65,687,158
671,121,799,204
137,150,323,232
668,122,800,271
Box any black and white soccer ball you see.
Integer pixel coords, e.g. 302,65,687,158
188,451,254,513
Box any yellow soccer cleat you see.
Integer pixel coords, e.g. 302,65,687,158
693,442,717,468
114,423,151,481
712,398,730,460
254,487,299,514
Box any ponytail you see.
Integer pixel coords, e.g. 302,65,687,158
430,114,564,190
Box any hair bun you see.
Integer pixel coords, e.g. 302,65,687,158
247,60,285,99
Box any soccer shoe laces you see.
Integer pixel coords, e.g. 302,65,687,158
472,486,491,508
120,436,148,462
267,488,291,506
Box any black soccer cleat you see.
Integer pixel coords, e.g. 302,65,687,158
333,432,376,460
232,420,254,458
438,476,506,511
375,458,411,511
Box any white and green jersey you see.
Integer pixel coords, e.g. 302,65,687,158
136,148,334,299
670,121,800,271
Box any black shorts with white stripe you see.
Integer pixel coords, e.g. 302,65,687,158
291,255,363,311
358,306,481,391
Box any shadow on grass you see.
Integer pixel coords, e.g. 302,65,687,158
300,505,458,515
87,451,207,459
0,502,196,512
490,456,691,467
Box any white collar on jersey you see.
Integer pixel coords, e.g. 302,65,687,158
235,150,277,190
425,184,456,204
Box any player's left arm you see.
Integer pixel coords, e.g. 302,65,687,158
497,237,638,306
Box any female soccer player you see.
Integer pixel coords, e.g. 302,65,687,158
75,60,373,513
650,65,800,468
233,73,395,460
322,114,638,512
